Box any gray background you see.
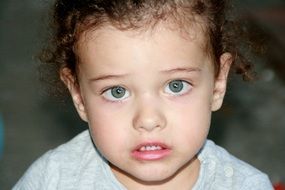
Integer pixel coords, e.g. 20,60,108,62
0,0,284,189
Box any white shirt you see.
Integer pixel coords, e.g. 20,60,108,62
13,130,273,190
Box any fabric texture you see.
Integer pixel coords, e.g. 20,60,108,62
13,130,273,190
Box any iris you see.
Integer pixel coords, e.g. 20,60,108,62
169,80,184,93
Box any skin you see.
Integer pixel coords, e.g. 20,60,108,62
61,23,232,190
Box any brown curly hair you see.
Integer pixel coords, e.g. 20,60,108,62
40,0,255,97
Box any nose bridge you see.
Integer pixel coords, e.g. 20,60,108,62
132,94,166,132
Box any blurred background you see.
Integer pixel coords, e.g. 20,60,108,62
0,0,284,189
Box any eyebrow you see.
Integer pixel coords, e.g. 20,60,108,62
160,67,202,74
88,74,129,83
89,67,201,83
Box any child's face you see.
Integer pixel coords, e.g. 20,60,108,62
62,23,231,188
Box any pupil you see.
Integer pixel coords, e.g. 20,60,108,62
170,80,183,92
111,87,125,98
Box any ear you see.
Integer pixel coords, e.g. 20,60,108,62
60,68,88,122
211,53,232,111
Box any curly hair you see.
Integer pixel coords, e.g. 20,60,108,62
40,0,255,97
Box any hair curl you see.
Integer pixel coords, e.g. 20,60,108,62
40,0,256,97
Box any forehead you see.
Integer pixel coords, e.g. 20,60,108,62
74,22,214,79
76,18,208,52
76,23,208,64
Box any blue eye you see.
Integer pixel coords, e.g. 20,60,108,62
103,86,130,101
165,80,191,95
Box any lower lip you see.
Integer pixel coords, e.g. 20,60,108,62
131,149,171,161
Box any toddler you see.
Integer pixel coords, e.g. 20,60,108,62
13,0,273,189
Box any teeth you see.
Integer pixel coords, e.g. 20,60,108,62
139,145,162,152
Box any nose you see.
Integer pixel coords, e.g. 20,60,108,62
132,97,166,132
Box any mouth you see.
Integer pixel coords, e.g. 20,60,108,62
131,142,171,161
139,145,163,151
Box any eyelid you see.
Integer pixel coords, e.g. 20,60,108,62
164,78,193,88
100,85,125,94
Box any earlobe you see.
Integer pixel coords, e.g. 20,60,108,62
60,68,88,122
211,53,232,111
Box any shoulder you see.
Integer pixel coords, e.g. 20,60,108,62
197,140,273,190
12,130,102,190
36,129,96,169
47,129,95,162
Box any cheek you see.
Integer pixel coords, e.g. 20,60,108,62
88,117,126,160
169,106,211,155
88,109,121,135
170,105,211,136
85,101,131,155
168,89,213,140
